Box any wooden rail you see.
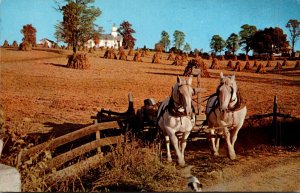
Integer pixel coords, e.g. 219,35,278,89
43,153,113,185
248,96,298,146
43,135,123,173
17,120,124,185
18,121,120,163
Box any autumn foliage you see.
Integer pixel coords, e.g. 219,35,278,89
21,24,37,46
118,21,136,49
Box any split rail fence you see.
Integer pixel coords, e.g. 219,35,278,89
17,121,124,184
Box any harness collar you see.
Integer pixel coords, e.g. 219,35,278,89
168,96,188,117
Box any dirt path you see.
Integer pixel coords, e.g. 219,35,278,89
190,150,300,192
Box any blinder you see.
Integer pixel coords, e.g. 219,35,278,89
217,82,236,111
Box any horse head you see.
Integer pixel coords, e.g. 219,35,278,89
172,76,194,116
218,72,237,112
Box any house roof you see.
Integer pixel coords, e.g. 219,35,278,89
39,38,55,44
100,34,123,41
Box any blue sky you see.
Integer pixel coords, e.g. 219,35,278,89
1,0,300,53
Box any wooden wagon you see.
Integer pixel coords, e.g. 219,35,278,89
95,68,209,141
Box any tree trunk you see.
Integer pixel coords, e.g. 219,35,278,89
73,46,76,54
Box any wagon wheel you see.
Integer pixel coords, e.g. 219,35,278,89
136,109,145,130
153,125,164,145
134,109,145,137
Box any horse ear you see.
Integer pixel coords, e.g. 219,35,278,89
220,72,224,79
177,76,182,84
187,76,193,85
231,72,235,80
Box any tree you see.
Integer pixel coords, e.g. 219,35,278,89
54,23,64,44
21,24,37,46
159,30,170,51
183,43,191,53
239,24,257,56
118,21,136,49
55,0,101,53
252,27,289,55
210,35,226,55
173,30,185,50
286,19,300,55
226,33,240,55
93,26,104,45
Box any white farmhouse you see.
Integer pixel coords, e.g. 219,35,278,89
85,39,95,48
85,25,123,49
38,38,55,47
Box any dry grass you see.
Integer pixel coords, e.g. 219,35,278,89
19,41,32,51
210,58,220,69
67,53,90,69
17,136,186,192
92,138,186,192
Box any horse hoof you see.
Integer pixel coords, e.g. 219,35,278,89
230,155,236,160
213,152,219,156
167,158,172,162
229,153,236,160
178,160,185,167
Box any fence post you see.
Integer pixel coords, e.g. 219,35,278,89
272,96,280,146
94,119,102,155
192,69,201,115
197,72,201,115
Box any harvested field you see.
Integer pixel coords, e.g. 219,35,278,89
0,47,300,191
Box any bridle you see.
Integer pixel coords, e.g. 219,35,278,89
172,83,194,111
157,82,194,122
216,81,237,112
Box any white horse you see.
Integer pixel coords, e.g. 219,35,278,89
205,72,247,160
157,76,195,166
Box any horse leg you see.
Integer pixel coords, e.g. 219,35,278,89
230,127,239,148
209,129,219,156
180,131,191,163
215,136,220,154
224,127,236,160
169,132,185,166
165,135,172,162
230,109,247,155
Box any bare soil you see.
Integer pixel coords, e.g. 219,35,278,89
1,47,300,191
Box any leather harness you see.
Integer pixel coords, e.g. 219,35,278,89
204,83,246,137
157,84,194,124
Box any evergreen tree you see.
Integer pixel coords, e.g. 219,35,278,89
210,35,226,55
226,33,240,56
239,24,257,56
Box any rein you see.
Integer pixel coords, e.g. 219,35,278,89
216,82,242,112
205,84,246,125
167,96,188,117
